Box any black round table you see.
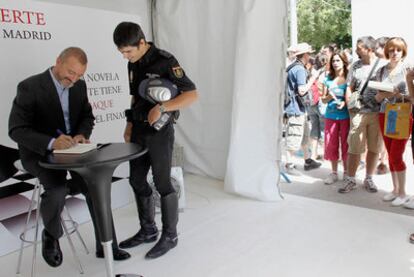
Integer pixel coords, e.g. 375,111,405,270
40,142,147,277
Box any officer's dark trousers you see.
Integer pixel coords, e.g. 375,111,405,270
129,122,175,197
35,168,119,250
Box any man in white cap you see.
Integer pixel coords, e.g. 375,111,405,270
283,42,321,175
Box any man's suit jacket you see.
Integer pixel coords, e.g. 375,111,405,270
8,69,95,175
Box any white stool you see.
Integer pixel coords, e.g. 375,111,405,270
14,160,89,277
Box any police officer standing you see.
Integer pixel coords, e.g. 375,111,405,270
113,22,198,259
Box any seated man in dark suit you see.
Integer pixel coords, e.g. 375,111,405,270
8,47,130,267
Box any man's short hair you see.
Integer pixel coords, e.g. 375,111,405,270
357,36,376,51
376,36,389,49
321,43,337,54
113,22,146,48
315,53,329,70
58,47,87,65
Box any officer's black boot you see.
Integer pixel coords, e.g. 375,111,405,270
119,193,159,249
145,192,178,259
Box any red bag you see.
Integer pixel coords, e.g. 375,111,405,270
310,80,320,106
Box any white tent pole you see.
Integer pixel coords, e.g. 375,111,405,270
149,0,158,43
289,0,298,46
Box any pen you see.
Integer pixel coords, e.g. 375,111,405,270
56,129,65,136
97,143,111,150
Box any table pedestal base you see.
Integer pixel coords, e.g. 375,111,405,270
115,273,144,277
102,241,144,277
102,241,114,277
40,143,147,277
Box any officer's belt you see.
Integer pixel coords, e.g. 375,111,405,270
125,109,148,122
125,108,180,123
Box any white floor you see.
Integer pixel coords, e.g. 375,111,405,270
2,173,414,277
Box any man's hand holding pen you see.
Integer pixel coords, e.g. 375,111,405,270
53,134,76,150
53,129,89,150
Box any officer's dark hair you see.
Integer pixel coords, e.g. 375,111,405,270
357,36,376,51
113,22,146,48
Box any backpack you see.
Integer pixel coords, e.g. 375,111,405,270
284,61,306,111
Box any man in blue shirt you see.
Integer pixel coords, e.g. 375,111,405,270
284,43,321,174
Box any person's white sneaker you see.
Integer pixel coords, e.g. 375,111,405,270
284,164,301,176
324,173,338,185
363,177,378,193
383,192,397,202
338,178,357,193
403,198,414,209
391,196,410,206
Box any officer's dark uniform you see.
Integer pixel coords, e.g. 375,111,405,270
120,42,195,257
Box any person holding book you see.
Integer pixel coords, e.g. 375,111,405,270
8,47,130,268
374,37,413,206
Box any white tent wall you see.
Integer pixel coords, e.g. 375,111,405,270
224,1,285,201
153,1,238,179
154,0,284,201
352,0,414,64
29,0,285,201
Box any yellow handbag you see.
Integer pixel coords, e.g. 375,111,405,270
384,101,412,139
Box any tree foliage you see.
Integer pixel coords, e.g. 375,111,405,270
296,0,351,51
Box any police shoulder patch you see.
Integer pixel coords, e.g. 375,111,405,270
172,66,184,78
158,49,172,58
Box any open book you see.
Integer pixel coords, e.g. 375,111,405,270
368,81,394,93
53,143,97,154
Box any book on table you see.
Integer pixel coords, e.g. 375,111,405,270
53,143,97,154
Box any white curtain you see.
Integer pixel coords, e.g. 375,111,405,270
154,0,286,201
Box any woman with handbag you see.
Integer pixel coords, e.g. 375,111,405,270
321,51,350,184
374,37,413,206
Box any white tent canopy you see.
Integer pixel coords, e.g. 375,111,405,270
29,0,286,201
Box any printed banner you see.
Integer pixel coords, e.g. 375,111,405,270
0,0,140,146
0,0,141,256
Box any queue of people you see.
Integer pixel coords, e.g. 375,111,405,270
283,36,414,208
284,35,414,244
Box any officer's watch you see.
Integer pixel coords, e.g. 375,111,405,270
159,104,166,113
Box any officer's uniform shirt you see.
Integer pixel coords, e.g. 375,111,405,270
128,43,196,116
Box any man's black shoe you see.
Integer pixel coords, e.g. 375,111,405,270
145,233,178,259
41,230,63,267
119,229,158,249
304,158,322,171
96,249,131,261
